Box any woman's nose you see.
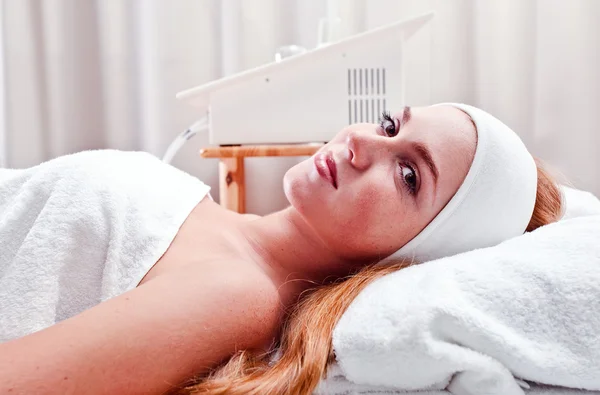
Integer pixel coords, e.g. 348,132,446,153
346,128,383,170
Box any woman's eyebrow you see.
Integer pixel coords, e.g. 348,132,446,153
401,106,411,126
412,141,439,187
398,106,438,189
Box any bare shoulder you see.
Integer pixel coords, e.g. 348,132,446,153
184,260,284,346
0,260,283,395
167,260,284,346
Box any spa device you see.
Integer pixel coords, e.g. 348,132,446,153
163,12,434,163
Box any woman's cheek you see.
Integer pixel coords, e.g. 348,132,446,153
352,185,387,227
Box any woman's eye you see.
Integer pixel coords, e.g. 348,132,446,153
379,111,398,137
401,164,417,194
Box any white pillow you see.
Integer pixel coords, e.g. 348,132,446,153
332,209,600,394
560,185,600,220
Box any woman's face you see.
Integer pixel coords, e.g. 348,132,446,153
283,105,477,260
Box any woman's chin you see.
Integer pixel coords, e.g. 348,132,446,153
285,181,329,220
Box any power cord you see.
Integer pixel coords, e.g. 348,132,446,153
162,117,208,164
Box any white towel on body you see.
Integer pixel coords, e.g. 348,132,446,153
0,150,210,342
320,188,600,395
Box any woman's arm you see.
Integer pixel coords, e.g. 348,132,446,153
0,262,281,395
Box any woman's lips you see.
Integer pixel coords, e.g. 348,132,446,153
326,152,338,189
314,152,338,189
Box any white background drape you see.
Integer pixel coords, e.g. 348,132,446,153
1,0,599,214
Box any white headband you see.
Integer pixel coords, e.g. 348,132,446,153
387,103,538,262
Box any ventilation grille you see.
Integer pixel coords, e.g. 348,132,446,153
347,68,387,124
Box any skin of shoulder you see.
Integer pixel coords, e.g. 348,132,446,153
0,260,283,395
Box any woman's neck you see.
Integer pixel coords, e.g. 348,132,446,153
232,207,366,307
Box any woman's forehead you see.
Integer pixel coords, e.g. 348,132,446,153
395,105,477,144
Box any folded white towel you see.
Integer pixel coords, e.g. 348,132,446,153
329,213,600,395
316,365,600,395
316,363,600,395
315,362,447,394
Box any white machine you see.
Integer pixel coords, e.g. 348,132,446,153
164,12,434,162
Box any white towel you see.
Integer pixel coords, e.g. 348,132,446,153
326,211,600,395
316,363,600,394
0,150,210,342
316,367,600,395
561,186,600,220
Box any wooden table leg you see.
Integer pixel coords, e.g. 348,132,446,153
219,157,245,213
203,143,322,214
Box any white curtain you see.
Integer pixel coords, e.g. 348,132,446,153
2,0,599,214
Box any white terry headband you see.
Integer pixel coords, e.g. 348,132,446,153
387,103,538,262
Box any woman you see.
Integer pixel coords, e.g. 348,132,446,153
0,104,562,395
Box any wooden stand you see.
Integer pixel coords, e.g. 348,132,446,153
200,144,324,213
